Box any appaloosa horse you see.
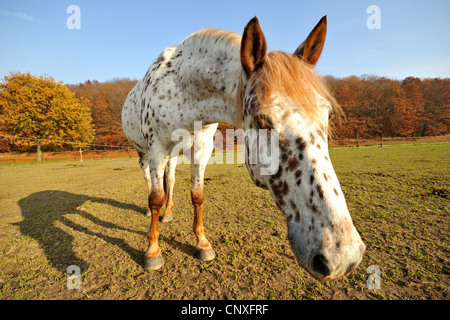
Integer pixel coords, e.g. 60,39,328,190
122,16,365,281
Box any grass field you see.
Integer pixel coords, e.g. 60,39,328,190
0,142,448,300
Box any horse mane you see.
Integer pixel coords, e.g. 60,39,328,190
237,51,342,136
188,28,241,49
187,28,342,136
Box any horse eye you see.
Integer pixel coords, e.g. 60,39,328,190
328,109,333,120
255,114,274,129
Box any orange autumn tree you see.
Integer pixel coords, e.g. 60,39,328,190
68,78,137,147
0,72,94,160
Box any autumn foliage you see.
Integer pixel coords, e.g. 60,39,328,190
68,79,137,148
326,75,449,139
0,72,94,158
0,74,448,155
69,76,447,148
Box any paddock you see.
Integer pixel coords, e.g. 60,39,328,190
0,142,448,299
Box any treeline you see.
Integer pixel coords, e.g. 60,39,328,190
326,76,449,139
68,76,448,148
68,79,137,148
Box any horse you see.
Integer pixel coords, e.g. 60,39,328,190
122,16,365,281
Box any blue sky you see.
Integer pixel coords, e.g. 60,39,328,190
1,0,449,84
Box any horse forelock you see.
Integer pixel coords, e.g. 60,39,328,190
237,51,343,136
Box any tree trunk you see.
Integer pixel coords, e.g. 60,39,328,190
36,139,43,161
356,128,360,148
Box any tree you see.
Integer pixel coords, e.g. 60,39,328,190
326,75,449,140
401,77,426,136
0,72,94,160
68,78,137,148
420,78,450,136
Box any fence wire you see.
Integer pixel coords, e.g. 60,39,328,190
0,134,131,150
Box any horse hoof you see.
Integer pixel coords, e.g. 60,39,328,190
144,254,164,270
159,215,173,223
197,247,216,262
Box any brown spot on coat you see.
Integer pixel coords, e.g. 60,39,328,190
288,157,300,171
294,210,300,222
282,181,289,195
289,200,297,211
316,184,324,199
333,188,339,196
273,165,283,179
295,137,307,151
317,129,326,142
309,132,315,145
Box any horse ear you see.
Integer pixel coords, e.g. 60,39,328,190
241,16,267,77
293,16,327,66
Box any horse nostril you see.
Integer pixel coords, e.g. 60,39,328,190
312,254,330,277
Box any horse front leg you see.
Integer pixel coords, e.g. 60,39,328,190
190,131,216,262
144,153,169,270
191,185,215,261
138,152,152,217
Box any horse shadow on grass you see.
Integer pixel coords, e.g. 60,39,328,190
16,190,197,274
15,190,151,273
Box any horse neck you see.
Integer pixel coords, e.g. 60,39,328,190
177,34,242,127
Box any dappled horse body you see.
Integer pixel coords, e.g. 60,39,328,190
122,16,365,281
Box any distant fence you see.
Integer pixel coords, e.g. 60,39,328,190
1,135,448,164
0,149,138,163
329,135,450,147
